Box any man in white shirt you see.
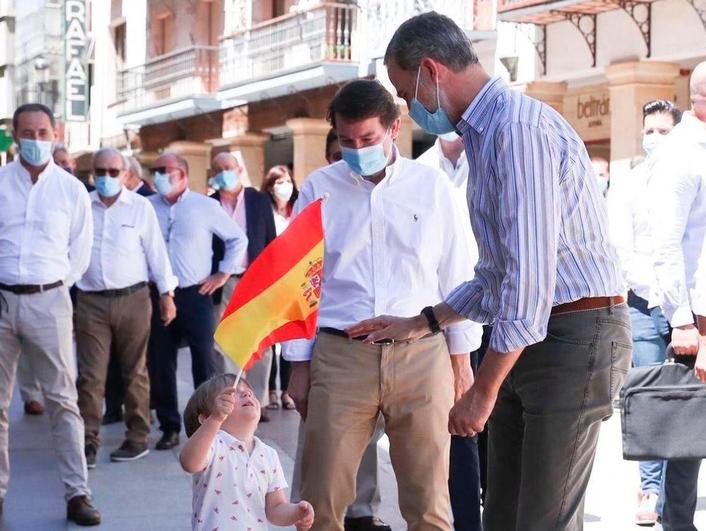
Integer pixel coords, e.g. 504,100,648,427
75,148,178,469
648,62,706,531
0,103,100,525
284,80,482,531
607,99,682,525
147,152,248,451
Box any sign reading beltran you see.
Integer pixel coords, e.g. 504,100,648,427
65,0,88,122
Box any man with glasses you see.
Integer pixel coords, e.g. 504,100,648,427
74,148,177,469
0,103,99,525
147,152,247,451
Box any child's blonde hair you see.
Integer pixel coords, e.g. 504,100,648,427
183,373,254,437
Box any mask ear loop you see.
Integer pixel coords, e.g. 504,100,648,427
435,69,441,112
414,66,422,100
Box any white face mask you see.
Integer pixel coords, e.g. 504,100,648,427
642,132,665,156
273,181,294,201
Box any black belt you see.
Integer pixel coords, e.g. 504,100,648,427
80,281,147,298
0,280,63,295
319,327,396,346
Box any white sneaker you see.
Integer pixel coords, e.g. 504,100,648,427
636,491,659,526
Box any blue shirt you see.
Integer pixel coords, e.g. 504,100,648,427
148,189,247,288
445,77,623,353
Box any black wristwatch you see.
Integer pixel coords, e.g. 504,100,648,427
421,306,441,334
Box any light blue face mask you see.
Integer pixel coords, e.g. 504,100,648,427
409,67,457,135
153,172,174,196
341,133,390,176
19,138,53,166
439,131,460,142
95,175,122,198
208,170,240,191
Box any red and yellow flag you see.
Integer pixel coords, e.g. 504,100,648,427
214,199,324,371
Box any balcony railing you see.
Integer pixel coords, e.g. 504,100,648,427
497,0,555,12
219,3,357,88
117,45,218,111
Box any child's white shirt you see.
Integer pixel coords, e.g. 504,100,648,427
191,430,288,530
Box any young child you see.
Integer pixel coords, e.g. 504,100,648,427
180,373,314,530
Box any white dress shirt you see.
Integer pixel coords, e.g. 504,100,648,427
282,153,483,362
148,189,248,288
648,112,706,327
416,138,479,264
77,188,178,294
0,159,92,285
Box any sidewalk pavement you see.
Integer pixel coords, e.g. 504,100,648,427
0,348,703,530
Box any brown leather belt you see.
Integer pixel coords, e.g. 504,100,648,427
0,280,63,295
551,295,625,316
79,281,147,298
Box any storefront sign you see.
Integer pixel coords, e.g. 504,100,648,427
564,87,611,142
64,0,89,122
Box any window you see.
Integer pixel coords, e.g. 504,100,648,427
113,22,126,67
156,14,175,56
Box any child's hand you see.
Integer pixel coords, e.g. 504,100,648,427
294,501,314,530
209,388,236,424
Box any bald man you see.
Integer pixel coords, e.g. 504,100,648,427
648,61,706,531
147,152,248,450
209,152,277,411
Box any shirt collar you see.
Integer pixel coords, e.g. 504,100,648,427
348,144,401,186
435,139,467,170
217,430,261,452
161,187,189,206
14,157,57,184
458,76,507,135
91,187,132,206
679,111,706,144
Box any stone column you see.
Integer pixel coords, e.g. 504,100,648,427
286,118,330,185
524,81,568,113
166,141,213,194
605,61,680,176
224,132,269,189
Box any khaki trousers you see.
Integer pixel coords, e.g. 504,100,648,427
0,286,90,501
16,354,42,403
302,332,454,531
75,288,152,447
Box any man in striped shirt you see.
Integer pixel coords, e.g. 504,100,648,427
348,12,630,531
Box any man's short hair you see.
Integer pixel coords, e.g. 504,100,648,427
183,374,255,437
384,11,479,72
52,144,69,157
92,147,128,170
327,80,400,130
13,103,56,132
127,155,143,177
642,99,682,126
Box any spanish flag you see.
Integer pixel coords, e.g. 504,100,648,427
214,199,324,371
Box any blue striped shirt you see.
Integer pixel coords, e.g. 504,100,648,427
446,77,623,353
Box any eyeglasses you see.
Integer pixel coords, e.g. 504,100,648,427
150,167,180,175
94,168,123,177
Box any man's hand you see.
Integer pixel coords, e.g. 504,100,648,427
198,271,231,296
288,362,311,421
450,354,473,403
345,314,430,344
448,384,498,437
294,501,315,531
159,293,176,325
672,324,700,355
209,388,236,425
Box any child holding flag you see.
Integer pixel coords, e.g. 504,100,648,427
180,374,315,530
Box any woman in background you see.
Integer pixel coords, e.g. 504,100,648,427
262,165,299,410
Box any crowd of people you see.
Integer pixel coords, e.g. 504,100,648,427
0,10,704,531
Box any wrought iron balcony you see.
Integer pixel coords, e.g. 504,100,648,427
116,45,219,113
219,2,357,88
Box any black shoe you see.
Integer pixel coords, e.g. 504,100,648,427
67,495,101,526
110,440,149,462
344,516,392,531
84,443,97,470
24,400,44,415
101,410,123,425
155,431,180,450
